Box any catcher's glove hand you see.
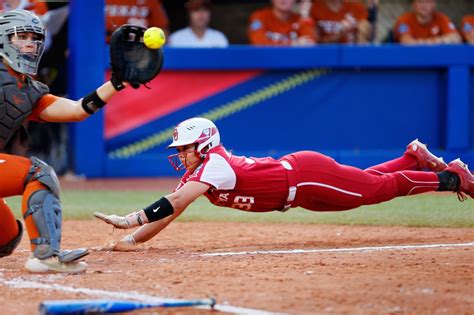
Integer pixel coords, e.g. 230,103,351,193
109,24,164,90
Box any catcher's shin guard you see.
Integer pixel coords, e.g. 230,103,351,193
24,189,62,259
23,157,89,262
0,220,23,258
23,157,62,260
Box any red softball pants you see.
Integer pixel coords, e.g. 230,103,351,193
283,151,439,211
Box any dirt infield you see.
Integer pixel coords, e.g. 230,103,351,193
1,220,473,314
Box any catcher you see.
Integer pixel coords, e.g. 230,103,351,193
95,117,473,247
0,9,163,272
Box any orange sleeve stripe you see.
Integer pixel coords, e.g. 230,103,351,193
30,94,59,121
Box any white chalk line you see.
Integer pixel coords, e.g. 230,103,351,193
3,242,472,314
0,276,283,315
200,242,474,257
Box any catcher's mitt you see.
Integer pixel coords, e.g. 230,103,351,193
109,24,164,90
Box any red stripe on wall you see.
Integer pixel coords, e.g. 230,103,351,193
105,70,261,139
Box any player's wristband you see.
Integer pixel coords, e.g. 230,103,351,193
81,90,107,114
111,75,125,91
142,197,174,222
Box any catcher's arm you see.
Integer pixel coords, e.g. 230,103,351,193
94,181,210,242
38,81,119,122
42,24,164,120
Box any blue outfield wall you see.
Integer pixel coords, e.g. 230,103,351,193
69,44,474,177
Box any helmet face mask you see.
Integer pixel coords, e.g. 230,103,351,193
0,10,46,75
167,118,221,171
168,145,201,171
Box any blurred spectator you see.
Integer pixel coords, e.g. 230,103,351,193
105,0,169,43
0,0,47,14
248,0,316,46
309,0,371,44
461,15,474,44
1,0,49,46
393,0,461,45
366,0,378,42
168,0,228,48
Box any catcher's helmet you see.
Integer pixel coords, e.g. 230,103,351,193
0,9,45,75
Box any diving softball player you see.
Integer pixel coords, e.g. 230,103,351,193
95,117,473,246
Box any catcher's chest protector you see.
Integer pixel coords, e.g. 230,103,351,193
0,63,49,153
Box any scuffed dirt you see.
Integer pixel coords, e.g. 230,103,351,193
0,221,472,314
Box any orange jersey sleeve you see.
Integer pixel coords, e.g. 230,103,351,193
248,7,316,45
310,0,367,43
248,9,274,45
394,12,458,41
30,0,48,15
29,94,59,122
435,13,458,35
461,15,474,41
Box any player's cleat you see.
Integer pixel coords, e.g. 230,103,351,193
25,256,87,274
59,248,89,263
405,139,447,172
445,158,474,202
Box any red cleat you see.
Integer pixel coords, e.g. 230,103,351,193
405,139,447,172
446,159,474,202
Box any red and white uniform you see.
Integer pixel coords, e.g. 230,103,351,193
176,146,289,212
176,145,440,213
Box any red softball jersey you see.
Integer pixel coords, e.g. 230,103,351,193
175,146,290,212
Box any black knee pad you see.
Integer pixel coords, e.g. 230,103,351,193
0,220,23,258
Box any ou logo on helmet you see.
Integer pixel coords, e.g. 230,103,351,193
173,128,179,141
198,128,211,140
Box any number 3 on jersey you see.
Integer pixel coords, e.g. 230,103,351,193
231,196,255,210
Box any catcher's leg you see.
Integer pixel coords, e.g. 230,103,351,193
21,157,88,273
366,139,447,175
0,199,23,257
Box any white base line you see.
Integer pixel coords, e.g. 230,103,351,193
201,242,474,257
0,277,283,315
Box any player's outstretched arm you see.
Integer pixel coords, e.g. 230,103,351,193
94,181,210,242
38,25,163,123
37,81,121,122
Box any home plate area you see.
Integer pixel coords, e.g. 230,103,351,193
0,221,472,314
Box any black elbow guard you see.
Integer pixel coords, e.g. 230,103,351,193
143,197,174,222
81,90,107,114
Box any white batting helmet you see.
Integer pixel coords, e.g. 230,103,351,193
168,117,220,158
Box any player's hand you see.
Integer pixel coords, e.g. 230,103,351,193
94,212,131,229
341,15,357,32
112,235,137,251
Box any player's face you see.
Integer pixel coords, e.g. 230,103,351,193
176,144,202,171
10,32,42,54
413,0,436,18
189,8,210,29
272,0,296,12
